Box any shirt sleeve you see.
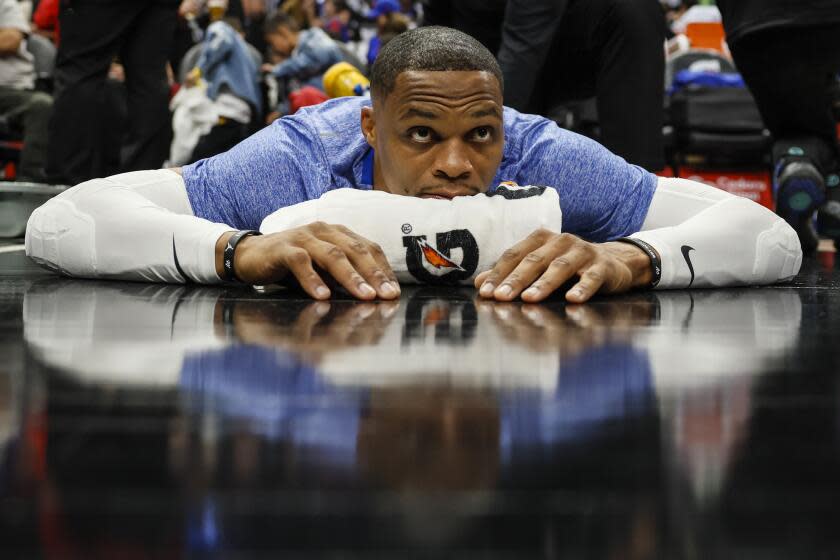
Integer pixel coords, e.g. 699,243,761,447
508,114,658,243
182,116,332,230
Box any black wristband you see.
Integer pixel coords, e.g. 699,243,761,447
222,230,262,283
614,237,661,288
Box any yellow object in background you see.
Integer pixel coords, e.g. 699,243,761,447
323,62,370,98
208,0,227,21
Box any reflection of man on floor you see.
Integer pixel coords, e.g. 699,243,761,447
0,0,52,182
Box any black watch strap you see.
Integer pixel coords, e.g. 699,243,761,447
614,237,661,288
223,230,262,283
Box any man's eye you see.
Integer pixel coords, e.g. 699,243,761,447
471,127,493,142
410,128,433,142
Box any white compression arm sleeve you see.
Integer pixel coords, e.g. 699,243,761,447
25,169,233,283
631,177,802,288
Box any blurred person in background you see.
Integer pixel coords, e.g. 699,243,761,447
174,16,262,164
279,0,317,30
45,0,179,184
365,0,410,68
262,11,343,84
716,0,840,253
319,0,354,43
425,0,666,172
0,0,52,182
31,0,59,45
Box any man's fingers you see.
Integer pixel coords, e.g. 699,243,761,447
492,243,584,301
509,247,586,302
307,239,379,300
474,270,491,287
477,230,557,298
280,247,332,300
565,265,608,303
322,226,400,299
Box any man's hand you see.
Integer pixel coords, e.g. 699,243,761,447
474,229,654,303
0,28,23,56
178,0,201,18
215,222,401,300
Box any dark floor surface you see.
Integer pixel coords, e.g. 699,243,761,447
2,245,840,558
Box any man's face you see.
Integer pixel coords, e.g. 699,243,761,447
266,27,296,58
361,71,504,199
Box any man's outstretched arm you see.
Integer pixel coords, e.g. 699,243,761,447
25,169,400,300
475,177,802,303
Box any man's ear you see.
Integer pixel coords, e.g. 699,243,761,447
360,106,376,149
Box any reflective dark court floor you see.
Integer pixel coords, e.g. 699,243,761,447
2,245,840,558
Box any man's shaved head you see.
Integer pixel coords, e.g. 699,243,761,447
369,26,504,102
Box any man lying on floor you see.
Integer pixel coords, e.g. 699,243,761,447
25,27,802,303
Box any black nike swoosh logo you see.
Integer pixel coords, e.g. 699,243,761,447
681,245,695,287
173,236,189,282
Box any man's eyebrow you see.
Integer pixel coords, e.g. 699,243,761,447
400,107,439,120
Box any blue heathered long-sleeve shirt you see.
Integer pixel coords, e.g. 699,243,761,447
182,96,658,243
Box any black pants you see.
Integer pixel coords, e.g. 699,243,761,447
0,88,52,180
426,0,665,171
188,121,250,164
46,0,177,184
728,24,840,176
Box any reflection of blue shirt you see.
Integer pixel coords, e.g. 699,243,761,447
180,345,359,467
499,343,654,460
179,342,654,469
183,97,657,241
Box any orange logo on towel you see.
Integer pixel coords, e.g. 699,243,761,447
417,239,466,271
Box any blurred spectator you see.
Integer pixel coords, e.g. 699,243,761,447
45,0,179,184
426,0,666,171
262,11,343,84
321,0,353,42
279,0,317,30
173,18,262,164
0,0,52,181
716,0,840,251
365,0,409,68
32,0,60,45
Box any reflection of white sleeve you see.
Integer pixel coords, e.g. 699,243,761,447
630,178,802,288
25,170,233,283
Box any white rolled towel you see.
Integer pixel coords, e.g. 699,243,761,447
260,183,563,285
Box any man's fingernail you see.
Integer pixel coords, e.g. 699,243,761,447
315,286,330,299
522,287,539,298
480,282,494,296
569,289,583,299
497,285,512,298
359,282,376,297
380,282,396,298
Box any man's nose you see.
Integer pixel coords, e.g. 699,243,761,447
433,140,473,181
